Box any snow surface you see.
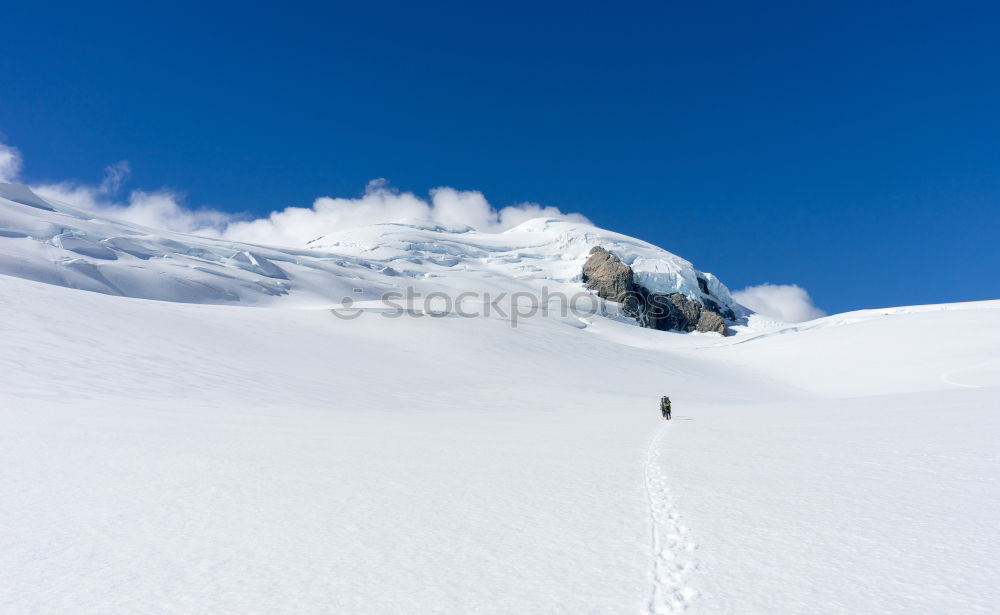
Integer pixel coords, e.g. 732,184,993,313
1,184,998,614
0,183,741,314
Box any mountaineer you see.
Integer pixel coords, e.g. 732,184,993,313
660,396,671,420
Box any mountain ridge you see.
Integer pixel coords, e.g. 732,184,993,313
0,182,744,330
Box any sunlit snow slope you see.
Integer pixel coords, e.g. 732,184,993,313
0,183,739,313
1,184,997,614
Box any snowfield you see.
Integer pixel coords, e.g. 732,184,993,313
0,184,997,614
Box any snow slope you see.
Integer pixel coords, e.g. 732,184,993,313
0,184,998,614
0,183,740,314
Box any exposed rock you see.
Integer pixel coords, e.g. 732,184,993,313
581,247,638,314
701,297,736,322
583,246,730,335
644,292,728,335
696,310,727,335
645,292,696,332
697,276,737,321
667,293,702,327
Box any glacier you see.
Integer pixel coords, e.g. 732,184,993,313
0,183,742,319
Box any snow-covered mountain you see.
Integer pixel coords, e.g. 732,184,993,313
1,182,998,614
0,183,741,323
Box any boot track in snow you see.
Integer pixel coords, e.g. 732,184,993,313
643,423,698,614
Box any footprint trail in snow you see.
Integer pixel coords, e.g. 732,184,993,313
644,423,698,614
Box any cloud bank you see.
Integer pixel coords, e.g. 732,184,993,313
30,161,233,236
224,180,590,246
0,138,588,245
732,283,826,323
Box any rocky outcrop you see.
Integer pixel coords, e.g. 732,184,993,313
645,292,728,335
582,247,730,335
581,247,639,316
695,309,727,335
696,275,736,321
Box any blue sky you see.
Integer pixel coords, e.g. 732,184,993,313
2,1,998,314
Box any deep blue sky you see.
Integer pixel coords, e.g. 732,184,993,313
3,1,999,313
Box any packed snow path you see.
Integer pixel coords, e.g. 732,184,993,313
644,424,698,613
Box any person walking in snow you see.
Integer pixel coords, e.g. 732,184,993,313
660,396,671,420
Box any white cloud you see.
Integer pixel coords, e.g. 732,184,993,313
0,141,23,183
732,283,826,323
31,181,232,235
0,139,230,235
98,160,131,195
223,180,591,246
222,179,430,246
1,137,589,245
